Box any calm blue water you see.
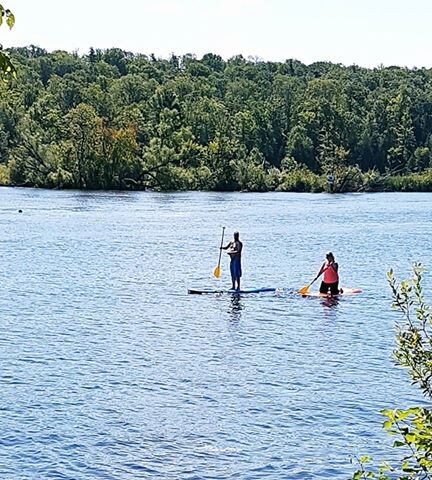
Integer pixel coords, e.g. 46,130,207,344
0,188,430,479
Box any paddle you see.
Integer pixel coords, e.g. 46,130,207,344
213,227,226,279
298,277,318,295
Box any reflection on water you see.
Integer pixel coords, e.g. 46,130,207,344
68,191,140,212
228,294,244,323
320,297,340,320
321,296,340,308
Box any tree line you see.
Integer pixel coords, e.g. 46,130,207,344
3,46,432,192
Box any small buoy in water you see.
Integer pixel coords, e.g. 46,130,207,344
18,209,22,213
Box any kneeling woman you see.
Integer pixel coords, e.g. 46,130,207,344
316,252,339,295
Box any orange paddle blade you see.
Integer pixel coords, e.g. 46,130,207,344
213,265,221,279
298,285,309,295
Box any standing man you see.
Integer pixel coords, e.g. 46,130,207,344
221,231,243,290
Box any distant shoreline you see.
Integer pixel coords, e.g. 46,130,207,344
2,173,432,194
4,47,432,194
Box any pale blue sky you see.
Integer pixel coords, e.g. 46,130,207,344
4,0,432,67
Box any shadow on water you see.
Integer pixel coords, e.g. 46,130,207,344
228,294,244,323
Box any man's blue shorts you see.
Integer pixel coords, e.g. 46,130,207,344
230,258,242,279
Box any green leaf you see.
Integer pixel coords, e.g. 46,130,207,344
6,11,14,29
381,409,395,421
405,407,421,415
379,463,393,472
405,433,416,443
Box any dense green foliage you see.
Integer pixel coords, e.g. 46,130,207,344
4,47,432,190
352,264,432,479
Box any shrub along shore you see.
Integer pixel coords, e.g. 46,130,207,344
3,47,432,192
3,164,432,193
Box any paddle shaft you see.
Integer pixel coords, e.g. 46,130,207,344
216,227,226,269
310,264,331,286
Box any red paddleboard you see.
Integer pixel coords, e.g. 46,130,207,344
300,287,362,298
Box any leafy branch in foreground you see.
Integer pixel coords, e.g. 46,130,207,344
0,3,15,77
352,263,432,479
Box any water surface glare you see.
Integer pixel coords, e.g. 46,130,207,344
0,189,429,479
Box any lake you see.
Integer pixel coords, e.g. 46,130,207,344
0,188,430,479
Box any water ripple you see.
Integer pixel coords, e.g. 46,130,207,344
0,189,426,479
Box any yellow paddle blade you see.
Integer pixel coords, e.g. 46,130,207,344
213,266,221,279
298,285,309,295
